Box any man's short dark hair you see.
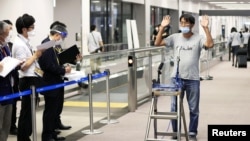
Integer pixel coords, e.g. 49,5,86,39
180,14,195,25
15,13,35,34
90,25,96,32
231,27,237,33
50,21,67,29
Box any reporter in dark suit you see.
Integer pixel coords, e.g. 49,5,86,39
49,21,73,130
0,20,15,141
38,25,71,141
3,19,20,136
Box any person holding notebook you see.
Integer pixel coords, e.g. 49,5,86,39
0,20,16,141
3,19,20,136
38,25,71,141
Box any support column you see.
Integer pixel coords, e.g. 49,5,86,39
81,0,90,55
145,0,151,47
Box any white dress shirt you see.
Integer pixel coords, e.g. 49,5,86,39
12,34,37,78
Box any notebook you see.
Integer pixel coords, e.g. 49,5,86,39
58,44,80,65
0,57,21,77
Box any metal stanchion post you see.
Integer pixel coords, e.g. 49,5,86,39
31,85,37,141
148,52,152,98
100,69,119,124
82,73,103,135
128,52,137,112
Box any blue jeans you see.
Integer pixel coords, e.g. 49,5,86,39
171,79,200,136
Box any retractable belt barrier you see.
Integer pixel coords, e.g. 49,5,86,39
0,70,111,141
0,71,108,102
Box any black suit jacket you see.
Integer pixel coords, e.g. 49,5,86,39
38,37,65,97
0,45,14,104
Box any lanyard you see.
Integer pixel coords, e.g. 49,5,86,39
53,48,60,65
17,34,33,54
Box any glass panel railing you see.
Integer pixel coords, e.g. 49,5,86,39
66,41,227,111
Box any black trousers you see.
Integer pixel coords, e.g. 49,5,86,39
17,77,40,141
42,95,58,141
231,45,239,65
55,85,64,127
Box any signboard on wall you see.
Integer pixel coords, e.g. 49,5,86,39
126,19,140,49
126,20,133,49
131,20,140,49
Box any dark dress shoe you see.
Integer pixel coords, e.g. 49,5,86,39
57,123,72,130
54,130,61,135
9,127,18,135
54,136,66,141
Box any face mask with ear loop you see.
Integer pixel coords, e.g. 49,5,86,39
5,33,12,43
179,26,190,34
55,38,63,45
53,30,67,46
5,30,13,43
27,30,36,37
0,35,8,46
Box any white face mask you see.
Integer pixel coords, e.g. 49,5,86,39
0,36,8,46
55,38,63,45
179,26,190,34
4,36,10,43
8,30,13,40
27,30,35,37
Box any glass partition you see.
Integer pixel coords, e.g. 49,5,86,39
66,42,226,111
90,0,132,44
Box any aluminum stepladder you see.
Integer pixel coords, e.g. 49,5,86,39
144,85,189,141
145,51,189,141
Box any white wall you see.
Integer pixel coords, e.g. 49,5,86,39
0,0,54,47
54,0,90,55
54,0,82,50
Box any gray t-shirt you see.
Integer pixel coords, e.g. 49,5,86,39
164,33,206,80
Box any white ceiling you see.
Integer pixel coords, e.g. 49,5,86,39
201,0,250,9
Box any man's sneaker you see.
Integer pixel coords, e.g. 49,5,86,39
189,135,197,141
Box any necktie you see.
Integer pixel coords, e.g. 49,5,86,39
1,47,7,57
3,45,10,56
